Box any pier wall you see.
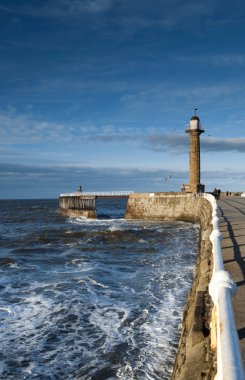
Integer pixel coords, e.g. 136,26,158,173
125,192,216,379
59,195,96,218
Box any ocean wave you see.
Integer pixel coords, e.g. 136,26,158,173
0,198,199,379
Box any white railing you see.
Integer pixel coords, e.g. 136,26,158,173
81,191,134,196
203,193,245,380
60,191,134,197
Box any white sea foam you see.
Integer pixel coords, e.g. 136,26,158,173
0,198,199,380
86,277,109,289
0,306,12,315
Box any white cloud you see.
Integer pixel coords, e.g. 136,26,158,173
202,136,245,152
0,0,114,19
0,0,233,32
1,109,245,155
82,0,113,13
173,54,245,67
0,111,69,144
174,84,243,102
207,54,245,66
112,0,219,32
1,161,245,199
117,81,245,113
0,162,186,197
145,134,245,153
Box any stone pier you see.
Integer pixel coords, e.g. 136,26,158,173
125,192,216,379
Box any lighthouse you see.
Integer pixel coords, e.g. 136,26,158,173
184,109,205,193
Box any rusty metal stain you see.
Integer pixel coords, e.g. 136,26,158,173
211,306,217,350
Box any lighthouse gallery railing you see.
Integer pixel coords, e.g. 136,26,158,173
202,193,245,380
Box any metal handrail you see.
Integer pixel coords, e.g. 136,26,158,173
185,124,205,133
60,191,134,197
81,191,134,196
203,193,245,380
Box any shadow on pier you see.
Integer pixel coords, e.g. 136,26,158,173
218,197,245,361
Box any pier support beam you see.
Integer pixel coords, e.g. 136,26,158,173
59,195,96,218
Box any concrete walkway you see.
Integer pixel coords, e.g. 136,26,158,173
218,197,245,365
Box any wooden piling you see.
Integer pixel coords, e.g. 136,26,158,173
59,195,96,218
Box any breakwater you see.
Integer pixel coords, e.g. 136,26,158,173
58,191,244,379
125,192,216,379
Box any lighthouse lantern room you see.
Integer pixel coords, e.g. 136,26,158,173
184,109,205,193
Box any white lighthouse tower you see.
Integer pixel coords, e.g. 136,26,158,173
184,109,205,193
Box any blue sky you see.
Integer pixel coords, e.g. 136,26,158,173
1,0,245,198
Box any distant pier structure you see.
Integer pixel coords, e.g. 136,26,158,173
59,191,134,218
59,193,96,218
184,109,205,193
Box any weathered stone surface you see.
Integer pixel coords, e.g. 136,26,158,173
59,208,96,219
125,192,216,379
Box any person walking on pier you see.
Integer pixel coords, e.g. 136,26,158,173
213,188,221,199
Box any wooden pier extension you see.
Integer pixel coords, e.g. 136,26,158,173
59,191,133,218
59,194,96,218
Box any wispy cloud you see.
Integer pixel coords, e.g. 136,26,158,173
174,54,245,66
202,169,245,191
93,0,223,34
118,81,245,112
0,0,234,32
0,0,114,19
173,84,244,103
88,130,245,154
202,137,245,152
206,54,245,66
144,134,188,153
1,109,245,154
1,161,245,199
0,161,188,198
145,135,245,154
0,110,72,144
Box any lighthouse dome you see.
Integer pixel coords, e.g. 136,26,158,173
190,115,200,121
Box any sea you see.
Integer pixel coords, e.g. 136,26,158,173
0,198,199,380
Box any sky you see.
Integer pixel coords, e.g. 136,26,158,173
1,0,245,199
